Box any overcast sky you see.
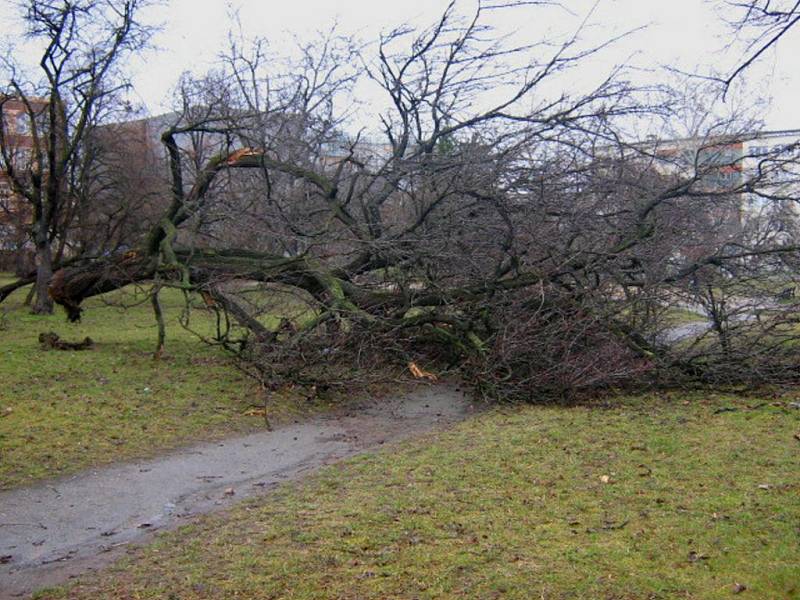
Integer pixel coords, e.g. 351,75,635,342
2,0,799,131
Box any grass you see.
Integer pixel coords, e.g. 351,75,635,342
662,307,708,325
39,392,800,599
0,274,319,490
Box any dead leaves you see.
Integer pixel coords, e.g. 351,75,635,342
688,550,710,563
600,519,629,531
243,405,272,430
408,362,437,381
243,407,267,417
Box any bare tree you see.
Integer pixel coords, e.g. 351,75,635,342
721,0,800,92
0,0,150,313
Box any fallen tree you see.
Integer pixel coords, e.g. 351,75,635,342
38,3,800,399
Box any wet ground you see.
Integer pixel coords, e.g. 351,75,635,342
0,385,475,599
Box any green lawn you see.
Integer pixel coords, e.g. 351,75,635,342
662,307,708,325
0,275,309,490
39,393,800,599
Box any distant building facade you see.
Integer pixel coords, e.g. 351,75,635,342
0,96,47,273
640,128,800,204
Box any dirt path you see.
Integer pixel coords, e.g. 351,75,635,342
0,385,475,599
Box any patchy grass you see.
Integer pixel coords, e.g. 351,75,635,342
0,275,319,490
40,393,800,599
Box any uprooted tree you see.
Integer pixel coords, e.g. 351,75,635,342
12,2,800,400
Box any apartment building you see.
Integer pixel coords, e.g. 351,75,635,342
638,128,800,202
0,96,47,273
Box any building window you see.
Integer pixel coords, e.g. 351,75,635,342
15,112,30,135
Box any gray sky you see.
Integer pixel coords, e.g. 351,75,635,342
2,0,799,130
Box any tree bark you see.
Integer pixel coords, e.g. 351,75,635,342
32,234,54,315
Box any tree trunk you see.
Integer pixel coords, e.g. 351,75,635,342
150,284,166,359
32,237,54,315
